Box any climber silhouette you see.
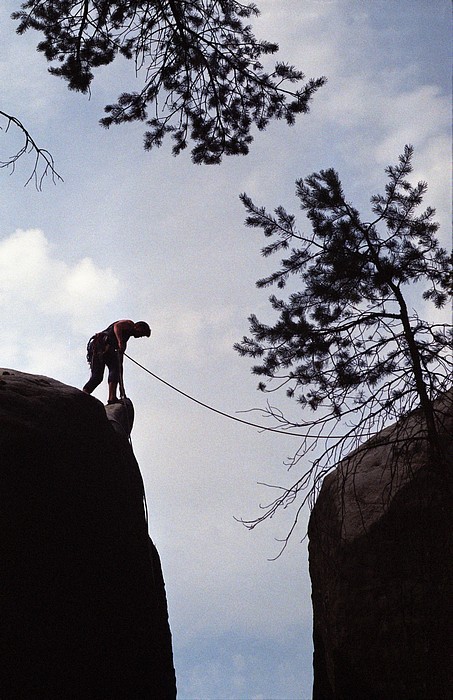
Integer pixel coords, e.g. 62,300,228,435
83,320,151,404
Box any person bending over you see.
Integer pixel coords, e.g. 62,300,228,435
83,319,151,404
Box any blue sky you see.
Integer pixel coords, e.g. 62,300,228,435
0,2,451,698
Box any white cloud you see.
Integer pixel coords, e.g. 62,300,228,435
47,256,119,331
147,302,239,365
0,228,50,295
0,228,119,375
372,84,450,162
318,76,450,170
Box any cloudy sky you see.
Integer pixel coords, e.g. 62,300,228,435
0,1,450,698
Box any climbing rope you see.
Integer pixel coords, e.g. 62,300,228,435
117,352,133,444
117,352,149,526
123,352,316,438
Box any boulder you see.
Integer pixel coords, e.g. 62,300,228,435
308,391,453,700
0,369,176,699
105,397,134,438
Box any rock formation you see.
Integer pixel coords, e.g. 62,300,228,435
308,391,452,700
105,397,135,438
0,369,176,698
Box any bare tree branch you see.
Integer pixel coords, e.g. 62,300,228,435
0,110,62,189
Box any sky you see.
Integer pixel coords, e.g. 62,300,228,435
0,1,451,698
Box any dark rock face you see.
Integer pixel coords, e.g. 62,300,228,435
308,391,453,700
0,369,176,699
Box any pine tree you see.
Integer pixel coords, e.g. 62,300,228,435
11,1,325,164
235,146,452,546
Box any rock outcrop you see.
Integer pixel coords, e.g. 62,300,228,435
105,397,135,438
0,369,176,698
308,391,452,700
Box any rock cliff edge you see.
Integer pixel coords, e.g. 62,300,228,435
0,369,176,698
308,391,452,700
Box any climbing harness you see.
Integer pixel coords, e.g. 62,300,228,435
86,331,108,363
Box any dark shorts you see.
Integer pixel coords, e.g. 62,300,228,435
84,347,120,393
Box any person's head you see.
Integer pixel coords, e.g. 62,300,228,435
133,321,151,338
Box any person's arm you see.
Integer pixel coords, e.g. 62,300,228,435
113,320,134,353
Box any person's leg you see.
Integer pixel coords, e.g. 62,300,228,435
106,351,121,403
83,352,105,394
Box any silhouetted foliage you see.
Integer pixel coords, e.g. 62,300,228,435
12,0,326,164
0,110,62,188
235,146,452,548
